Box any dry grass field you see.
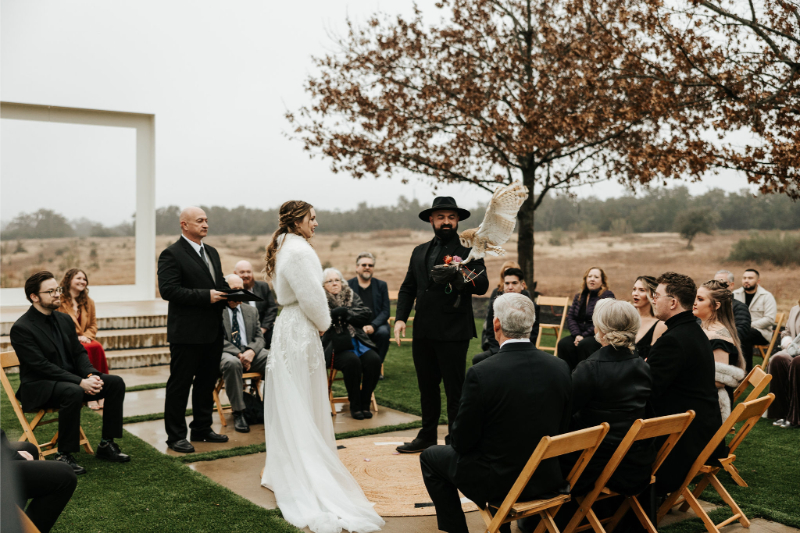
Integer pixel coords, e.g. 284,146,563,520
2,229,798,315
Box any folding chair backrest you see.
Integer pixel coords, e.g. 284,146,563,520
535,296,570,354
0,351,21,405
760,313,786,369
732,366,772,403
540,424,611,487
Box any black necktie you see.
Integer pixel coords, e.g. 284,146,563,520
198,246,216,283
47,315,74,373
231,308,242,348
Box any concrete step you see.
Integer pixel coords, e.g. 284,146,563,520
107,347,171,370
1,300,169,335
0,327,168,352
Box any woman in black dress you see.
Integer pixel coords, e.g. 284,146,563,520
631,276,667,361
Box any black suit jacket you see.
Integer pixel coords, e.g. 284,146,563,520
396,236,489,341
347,277,391,330
451,342,572,502
157,237,229,344
647,310,723,493
732,299,751,346
250,280,278,347
10,307,98,410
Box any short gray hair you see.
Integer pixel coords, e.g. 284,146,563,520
493,293,536,339
322,267,344,284
715,269,735,284
592,299,640,352
356,252,375,265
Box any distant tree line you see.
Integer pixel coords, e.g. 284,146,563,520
1,209,135,240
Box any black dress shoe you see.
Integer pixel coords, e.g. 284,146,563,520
352,410,365,420
233,412,250,433
56,453,87,475
190,430,229,443
96,441,131,463
362,410,373,419
167,439,195,453
396,438,437,454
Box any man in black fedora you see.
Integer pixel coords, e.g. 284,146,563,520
394,197,489,453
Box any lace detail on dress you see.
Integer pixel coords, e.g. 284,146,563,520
266,304,323,375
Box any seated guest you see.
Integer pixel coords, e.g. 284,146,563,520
323,268,382,420
219,274,269,433
472,268,539,365
10,271,129,475
557,266,615,370
58,268,109,410
520,299,654,533
233,260,278,348
648,272,722,495
481,260,525,349
694,280,746,420
714,270,752,346
420,293,572,533
768,296,800,429
346,252,391,367
631,276,667,360
1,429,77,533
733,268,777,371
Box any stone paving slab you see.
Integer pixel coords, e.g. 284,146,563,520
659,499,719,527
114,365,172,387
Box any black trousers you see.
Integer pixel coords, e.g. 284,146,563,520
10,441,77,533
165,335,223,443
740,329,768,372
412,338,470,442
326,349,382,412
557,335,602,371
43,374,125,453
369,324,392,363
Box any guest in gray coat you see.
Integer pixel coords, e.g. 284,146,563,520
220,274,269,433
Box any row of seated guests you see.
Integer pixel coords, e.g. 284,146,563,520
421,273,727,533
767,297,800,429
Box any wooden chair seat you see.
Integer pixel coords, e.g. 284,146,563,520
1,350,93,459
212,372,263,427
535,296,570,357
327,367,378,416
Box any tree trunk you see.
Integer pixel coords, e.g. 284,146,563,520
518,168,536,288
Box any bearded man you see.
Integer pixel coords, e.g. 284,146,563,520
394,197,489,454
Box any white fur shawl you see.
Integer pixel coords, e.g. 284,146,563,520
715,362,746,421
272,233,331,332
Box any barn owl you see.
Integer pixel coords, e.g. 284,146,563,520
459,181,529,264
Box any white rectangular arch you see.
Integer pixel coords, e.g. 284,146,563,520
0,102,155,304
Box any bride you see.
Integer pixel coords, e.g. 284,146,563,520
261,200,384,533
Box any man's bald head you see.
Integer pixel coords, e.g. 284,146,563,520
180,206,209,243
234,261,256,289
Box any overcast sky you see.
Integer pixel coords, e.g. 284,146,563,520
1,0,753,226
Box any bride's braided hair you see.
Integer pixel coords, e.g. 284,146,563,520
263,200,314,279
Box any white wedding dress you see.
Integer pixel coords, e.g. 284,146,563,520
261,233,384,533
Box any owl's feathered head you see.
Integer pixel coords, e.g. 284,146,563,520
459,228,478,247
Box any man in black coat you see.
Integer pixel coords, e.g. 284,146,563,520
234,260,278,348
420,293,572,533
714,270,752,345
394,197,490,453
157,206,230,453
347,252,392,364
10,272,129,474
648,272,723,494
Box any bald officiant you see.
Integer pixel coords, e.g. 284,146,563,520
157,206,230,454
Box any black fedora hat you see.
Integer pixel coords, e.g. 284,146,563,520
418,196,471,222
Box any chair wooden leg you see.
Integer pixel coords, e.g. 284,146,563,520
370,393,378,413
605,498,631,533
679,473,713,512
479,508,495,531
542,509,562,533
212,386,227,427
79,426,94,455
708,474,749,528
720,457,747,487
682,489,719,533
627,496,657,533
329,390,337,416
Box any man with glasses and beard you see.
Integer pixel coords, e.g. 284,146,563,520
394,197,489,454
347,252,391,371
10,271,129,475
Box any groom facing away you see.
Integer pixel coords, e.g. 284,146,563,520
420,293,572,533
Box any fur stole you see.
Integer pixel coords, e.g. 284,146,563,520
326,284,356,337
715,361,746,421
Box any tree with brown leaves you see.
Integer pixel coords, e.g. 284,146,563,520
287,0,721,282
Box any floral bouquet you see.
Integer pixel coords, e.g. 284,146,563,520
431,255,484,307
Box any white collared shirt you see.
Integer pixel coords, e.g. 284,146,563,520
500,338,531,348
181,234,206,258
227,306,250,348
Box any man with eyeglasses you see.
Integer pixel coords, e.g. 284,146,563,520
10,271,129,475
347,252,391,371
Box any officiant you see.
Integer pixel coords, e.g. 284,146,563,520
394,197,489,454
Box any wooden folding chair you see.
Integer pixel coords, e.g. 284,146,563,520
212,372,263,427
732,366,772,404
562,411,696,533
0,351,93,460
757,312,786,369
327,368,378,416
479,423,610,533
18,506,42,533
659,394,775,533
535,296,570,357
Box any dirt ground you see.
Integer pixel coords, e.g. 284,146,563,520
2,230,797,315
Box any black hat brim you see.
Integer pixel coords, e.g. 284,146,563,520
419,206,471,222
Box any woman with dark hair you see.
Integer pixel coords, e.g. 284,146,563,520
767,296,800,429
693,279,746,420
631,276,667,361
322,268,382,420
58,268,109,410
556,267,614,370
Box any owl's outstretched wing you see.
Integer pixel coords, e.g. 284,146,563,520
476,181,529,246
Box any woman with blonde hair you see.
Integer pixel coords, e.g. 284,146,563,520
693,279,746,420
260,201,383,533
58,268,109,410
631,275,667,360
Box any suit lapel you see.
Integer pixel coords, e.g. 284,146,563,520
30,319,58,355
222,307,232,337
178,237,215,285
